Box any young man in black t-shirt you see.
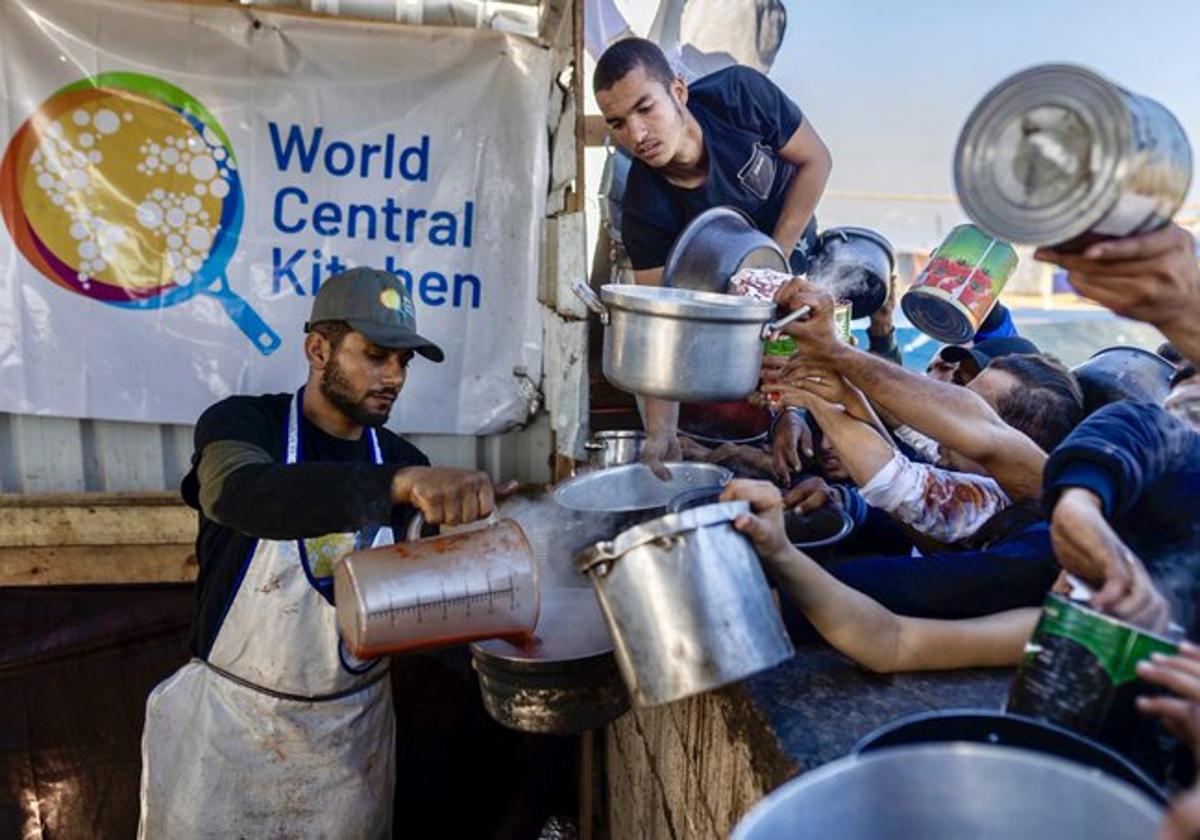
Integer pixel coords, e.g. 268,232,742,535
594,37,832,473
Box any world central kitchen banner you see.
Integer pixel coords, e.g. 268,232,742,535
0,0,551,433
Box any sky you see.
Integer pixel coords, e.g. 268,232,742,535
585,0,1200,252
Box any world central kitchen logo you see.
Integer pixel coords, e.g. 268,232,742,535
0,72,282,354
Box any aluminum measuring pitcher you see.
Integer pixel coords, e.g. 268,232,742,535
334,518,539,658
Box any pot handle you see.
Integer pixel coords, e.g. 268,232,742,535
575,540,619,577
583,441,608,452
763,304,812,338
403,509,502,542
570,278,609,324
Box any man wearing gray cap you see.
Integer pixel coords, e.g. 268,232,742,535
139,267,500,838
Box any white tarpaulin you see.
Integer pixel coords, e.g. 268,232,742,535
0,0,550,434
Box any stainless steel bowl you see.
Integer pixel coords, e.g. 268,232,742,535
554,462,733,516
662,206,789,293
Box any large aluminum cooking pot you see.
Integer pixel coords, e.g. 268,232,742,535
731,744,1163,840
576,501,794,706
570,281,810,402
661,206,789,293
469,587,629,735
583,430,645,470
853,708,1167,804
809,226,895,319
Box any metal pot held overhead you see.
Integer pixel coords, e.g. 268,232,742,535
570,281,810,402
577,501,794,706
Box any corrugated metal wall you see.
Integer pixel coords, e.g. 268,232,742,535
0,413,555,493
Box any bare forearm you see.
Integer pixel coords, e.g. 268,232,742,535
830,345,1044,496
806,403,894,488
769,542,1036,673
771,159,829,254
639,396,679,437
765,545,906,673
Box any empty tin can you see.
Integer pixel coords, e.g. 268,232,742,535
955,64,1192,248
900,224,1018,344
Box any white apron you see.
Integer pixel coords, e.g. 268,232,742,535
140,389,396,839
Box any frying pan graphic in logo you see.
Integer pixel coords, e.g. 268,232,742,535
0,72,281,354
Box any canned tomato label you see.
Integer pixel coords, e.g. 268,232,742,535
1007,594,1180,776
955,64,1193,248
899,224,1018,344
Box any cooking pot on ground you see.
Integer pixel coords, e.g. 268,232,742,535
1072,345,1175,414
577,501,794,706
470,587,629,735
583,430,645,470
731,743,1163,840
661,206,789,294
809,226,895,319
571,281,810,402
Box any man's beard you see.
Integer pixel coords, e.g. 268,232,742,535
320,355,395,428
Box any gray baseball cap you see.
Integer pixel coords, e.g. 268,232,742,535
305,267,444,362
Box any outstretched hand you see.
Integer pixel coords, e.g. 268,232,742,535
720,479,792,563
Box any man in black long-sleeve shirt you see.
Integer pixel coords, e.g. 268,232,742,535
141,267,500,838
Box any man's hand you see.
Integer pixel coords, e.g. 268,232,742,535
720,479,792,563
1051,487,1171,631
640,429,682,481
391,466,501,527
1035,225,1200,336
770,409,812,484
777,361,852,405
784,476,841,514
772,278,841,362
1137,642,1200,753
1136,642,1200,840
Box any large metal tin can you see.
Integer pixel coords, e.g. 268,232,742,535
1007,594,1179,777
900,224,1018,344
955,64,1192,248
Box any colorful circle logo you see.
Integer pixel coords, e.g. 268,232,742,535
1,72,281,354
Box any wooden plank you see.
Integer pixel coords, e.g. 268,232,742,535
0,492,193,547
0,544,197,586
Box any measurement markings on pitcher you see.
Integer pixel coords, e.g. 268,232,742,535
377,572,521,624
